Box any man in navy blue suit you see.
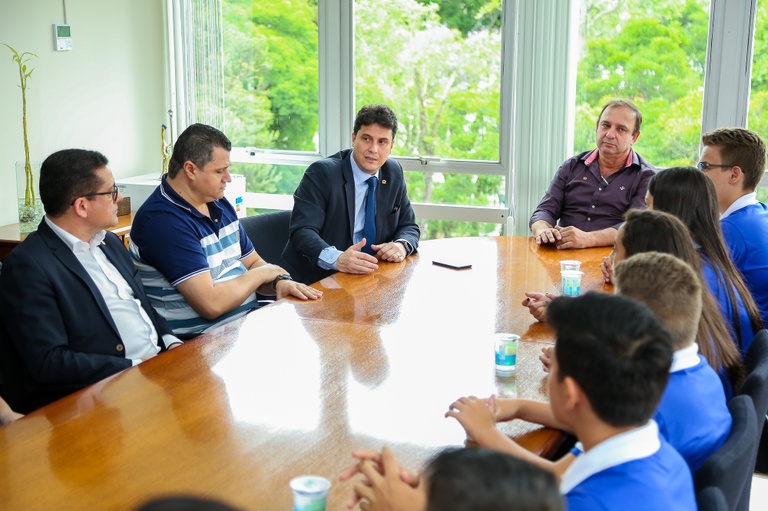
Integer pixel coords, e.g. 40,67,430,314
280,104,420,285
0,149,181,412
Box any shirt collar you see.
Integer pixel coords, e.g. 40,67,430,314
350,154,379,185
160,174,222,220
45,216,107,252
583,148,635,169
670,343,700,372
721,192,758,219
560,420,660,494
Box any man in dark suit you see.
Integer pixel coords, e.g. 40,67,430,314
281,104,420,284
0,149,181,413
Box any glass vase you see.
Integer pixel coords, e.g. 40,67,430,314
15,160,44,235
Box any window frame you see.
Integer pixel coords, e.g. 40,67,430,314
165,0,762,233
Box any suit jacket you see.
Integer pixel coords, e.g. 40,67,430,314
280,149,420,284
0,219,173,413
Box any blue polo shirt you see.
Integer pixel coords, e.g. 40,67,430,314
129,175,258,336
561,421,696,511
721,196,768,328
654,344,731,472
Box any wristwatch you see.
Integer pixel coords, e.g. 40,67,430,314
271,273,293,291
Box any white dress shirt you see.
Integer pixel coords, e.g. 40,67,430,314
45,217,178,364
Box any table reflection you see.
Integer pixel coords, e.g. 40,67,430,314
0,237,611,511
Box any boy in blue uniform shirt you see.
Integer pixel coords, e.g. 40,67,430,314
446,291,696,510
700,128,768,327
509,251,732,473
613,252,731,471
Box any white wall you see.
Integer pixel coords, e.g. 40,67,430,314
0,0,167,225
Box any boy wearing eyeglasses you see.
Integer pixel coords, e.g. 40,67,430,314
700,127,768,326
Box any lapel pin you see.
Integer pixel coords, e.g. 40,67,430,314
381,179,387,185
583,177,588,180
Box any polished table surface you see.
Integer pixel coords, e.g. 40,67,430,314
0,236,610,510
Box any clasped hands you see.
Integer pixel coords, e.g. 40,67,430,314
534,225,591,249
339,446,425,511
337,239,407,275
340,396,512,511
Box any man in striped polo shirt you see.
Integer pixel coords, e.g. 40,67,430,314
130,124,321,337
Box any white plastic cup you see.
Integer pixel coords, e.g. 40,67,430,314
561,270,584,297
290,475,331,511
559,260,582,272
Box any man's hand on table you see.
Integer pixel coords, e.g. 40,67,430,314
372,241,407,263
551,225,593,249
337,239,379,274
532,221,561,246
276,279,323,301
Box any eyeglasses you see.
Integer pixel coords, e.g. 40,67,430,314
697,162,734,172
71,184,119,205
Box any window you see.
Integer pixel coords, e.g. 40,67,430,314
169,0,762,238
749,0,768,201
354,0,505,237
574,0,709,167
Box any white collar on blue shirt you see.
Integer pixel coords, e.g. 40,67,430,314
670,343,700,373
45,216,106,252
559,420,661,494
721,192,758,219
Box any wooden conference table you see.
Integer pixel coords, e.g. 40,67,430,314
0,236,610,510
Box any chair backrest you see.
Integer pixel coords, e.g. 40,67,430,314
0,313,33,413
239,211,291,265
745,328,768,375
694,395,758,511
738,338,768,481
740,361,768,434
696,486,729,511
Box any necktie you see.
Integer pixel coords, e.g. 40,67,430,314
362,176,377,254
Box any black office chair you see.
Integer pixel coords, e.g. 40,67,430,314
696,486,729,511
240,211,292,304
239,210,291,265
740,330,768,476
745,328,768,375
694,395,758,511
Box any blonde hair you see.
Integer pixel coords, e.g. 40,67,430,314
614,252,701,350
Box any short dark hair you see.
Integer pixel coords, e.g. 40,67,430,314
597,99,642,134
702,127,766,191
168,123,232,178
353,104,398,138
40,149,109,216
547,292,673,427
426,448,563,511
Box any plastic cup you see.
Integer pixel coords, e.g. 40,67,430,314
494,333,519,373
561,270,584,297
290,475,331,511
559,260,582,272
